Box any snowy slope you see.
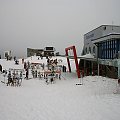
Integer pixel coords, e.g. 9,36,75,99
0,56,120,120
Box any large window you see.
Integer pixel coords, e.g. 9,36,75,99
46,47,54,51
98,39,120,59
85,47,87,53
89,47,91,53
93,46,95,53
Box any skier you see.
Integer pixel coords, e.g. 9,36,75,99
7,71,13,86
0,64,2,73
3,70,7,83
35,70,37,78
22,58,24,64
15,71,20,86
50,70,55,84
19,71,23,86
24,62,27,70
25,69,29,80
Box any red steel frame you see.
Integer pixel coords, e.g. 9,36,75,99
65,46,80,78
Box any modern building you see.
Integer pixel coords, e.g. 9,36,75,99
79,25,120,79
44,47,55,56
82,25,120,58
27,47,56,57
4,50,12,60
27,48,44,57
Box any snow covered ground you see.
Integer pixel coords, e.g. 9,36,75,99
0,56,120,120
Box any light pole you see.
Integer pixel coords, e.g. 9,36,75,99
94,43,99,76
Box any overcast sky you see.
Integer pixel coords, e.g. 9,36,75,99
0,0,120,57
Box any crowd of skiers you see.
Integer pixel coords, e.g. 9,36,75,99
6,70,23,86
1,58,29,86
23,57,66,84
0,55,67,86
0,68,23,87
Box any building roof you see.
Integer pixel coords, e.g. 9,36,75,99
78,53,97,61
91,33,120,44
84,25,120,36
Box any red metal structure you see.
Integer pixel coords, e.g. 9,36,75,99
65,46,80,78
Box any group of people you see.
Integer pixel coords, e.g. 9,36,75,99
0,56,66,86
46,58,62,84
47,58,58,66
1,69,23,87
27,57,62,84
6,70,23,86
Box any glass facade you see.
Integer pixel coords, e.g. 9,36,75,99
98,39,120,59
89,47,91,53
93,46,95,53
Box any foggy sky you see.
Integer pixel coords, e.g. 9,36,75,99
0,0,120,58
